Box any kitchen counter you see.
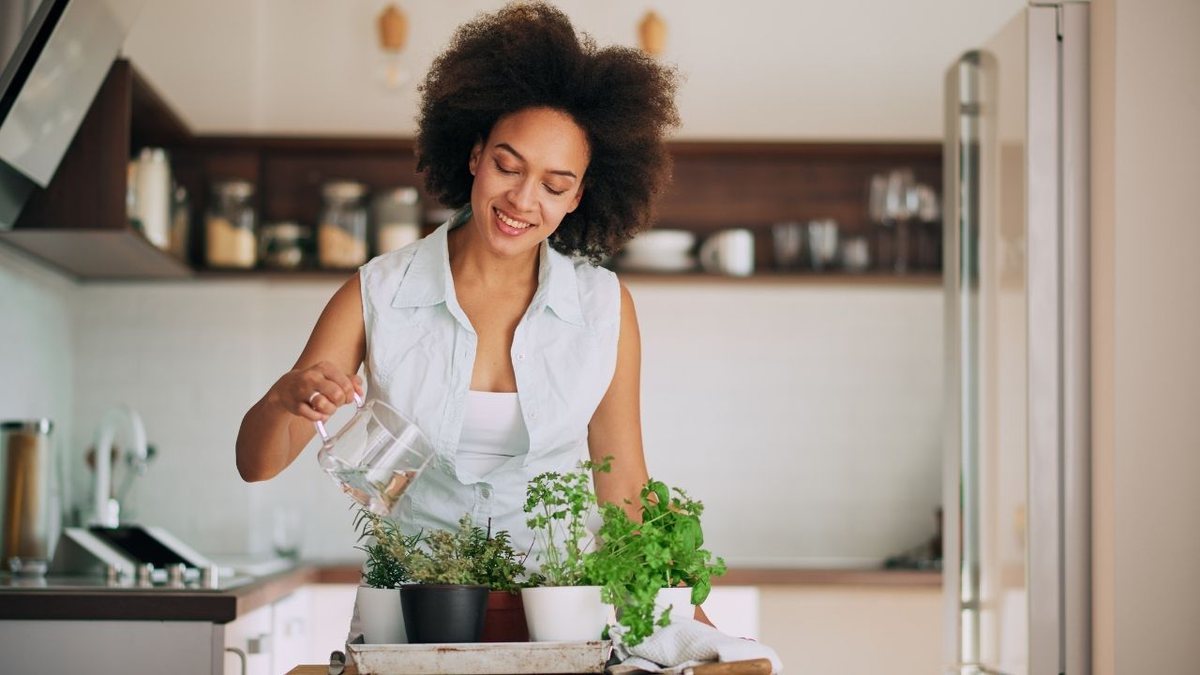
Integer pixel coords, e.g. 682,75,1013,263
0,563,940,622
0,565,320,622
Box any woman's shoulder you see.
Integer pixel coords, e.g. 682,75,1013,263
359,238,424,287
551,251,620,328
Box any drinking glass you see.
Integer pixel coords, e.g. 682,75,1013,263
884,169,916,273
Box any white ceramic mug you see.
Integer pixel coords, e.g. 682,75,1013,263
698,229,755,277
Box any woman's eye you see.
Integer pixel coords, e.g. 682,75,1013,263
544,185,566,196
493,160,518,175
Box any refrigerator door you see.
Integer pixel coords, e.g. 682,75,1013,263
943,5,1089,674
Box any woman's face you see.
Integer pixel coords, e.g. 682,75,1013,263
466,107,589,259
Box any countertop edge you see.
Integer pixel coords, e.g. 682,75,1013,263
310,564,942,588
0,564,941,622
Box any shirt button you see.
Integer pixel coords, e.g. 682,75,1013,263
529,411,538,419
517,353,526,361
480,485,491,498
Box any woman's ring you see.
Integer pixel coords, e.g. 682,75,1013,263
307,392,321,405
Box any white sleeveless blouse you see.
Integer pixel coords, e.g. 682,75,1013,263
357,207,621,559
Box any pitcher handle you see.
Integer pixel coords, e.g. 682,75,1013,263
315,391,365,441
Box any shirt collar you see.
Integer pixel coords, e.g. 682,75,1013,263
389,209,461,309
391,207,586,327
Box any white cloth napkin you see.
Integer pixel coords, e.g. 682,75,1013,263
609,619,783,674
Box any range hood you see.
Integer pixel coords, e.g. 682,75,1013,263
0,0,145,229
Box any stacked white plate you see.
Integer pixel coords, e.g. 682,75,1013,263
617,229,697,272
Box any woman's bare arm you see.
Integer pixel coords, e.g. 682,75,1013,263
586,282,716,627
236,275,366,482
588,281,650,519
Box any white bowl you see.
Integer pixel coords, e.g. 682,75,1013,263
623,229,697,255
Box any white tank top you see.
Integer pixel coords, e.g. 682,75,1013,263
456,391,530,481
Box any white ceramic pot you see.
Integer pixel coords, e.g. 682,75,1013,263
354,585,407,644
521,586,612,642
654,587,695,623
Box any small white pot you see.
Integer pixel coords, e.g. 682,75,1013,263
354,585,407,644
654,587,695,623
521,586,612,642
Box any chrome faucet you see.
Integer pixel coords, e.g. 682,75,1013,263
90,406,147,528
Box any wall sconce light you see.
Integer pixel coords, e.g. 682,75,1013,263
638,10,667,57
377,3,410,89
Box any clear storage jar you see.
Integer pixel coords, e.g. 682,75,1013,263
318,181,369,269
373,187,421,254
205,180,257,268
259,222,309,270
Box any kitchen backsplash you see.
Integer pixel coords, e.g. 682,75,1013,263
0,245,75,480
3,250,941,565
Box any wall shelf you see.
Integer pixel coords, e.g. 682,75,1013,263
3,59,943,283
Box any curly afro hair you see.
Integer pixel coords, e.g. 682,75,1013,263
415,2,681,263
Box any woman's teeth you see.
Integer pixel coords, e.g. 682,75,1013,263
496,209,533,230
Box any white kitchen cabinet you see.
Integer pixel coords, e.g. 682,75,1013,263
271,586,314,672
306,583,359,663
702,587,760,639
0,619,220,674
223,587,327,675
759,585,942,675
223,601,273,675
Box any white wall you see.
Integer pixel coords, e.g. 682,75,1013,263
122,0,1024,140
1091,0,1200,673
0,244,75,522
62,278,942,565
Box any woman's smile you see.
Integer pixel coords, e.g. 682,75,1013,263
494,207,535,235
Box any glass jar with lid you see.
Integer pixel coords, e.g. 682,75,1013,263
318,180,369,269
259,221,310,270
205,180,257,268
373,187,421,254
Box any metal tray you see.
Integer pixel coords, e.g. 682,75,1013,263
349,640,612,675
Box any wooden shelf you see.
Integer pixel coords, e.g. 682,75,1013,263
4,57,943,282
0,59,194,279
619,271,942,286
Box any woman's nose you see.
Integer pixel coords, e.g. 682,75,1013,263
508,178,537,211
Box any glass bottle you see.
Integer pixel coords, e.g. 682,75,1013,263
205,180,257,269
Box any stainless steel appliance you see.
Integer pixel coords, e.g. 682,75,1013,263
49,525,216,583
943,3,1090,673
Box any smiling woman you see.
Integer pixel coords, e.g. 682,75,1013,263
235,0,680,584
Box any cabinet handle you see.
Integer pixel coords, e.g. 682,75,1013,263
247,632,272,655
224,646,247,675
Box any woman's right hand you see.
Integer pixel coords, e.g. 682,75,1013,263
267,361,363,422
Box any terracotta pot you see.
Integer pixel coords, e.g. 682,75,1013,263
481,590,529,642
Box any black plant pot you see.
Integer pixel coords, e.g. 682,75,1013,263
400,584,489,643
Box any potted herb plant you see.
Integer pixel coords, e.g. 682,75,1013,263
584,478,727,647
461,519,531,642
353,509,420,644
399,515,492,643
521,459,612,641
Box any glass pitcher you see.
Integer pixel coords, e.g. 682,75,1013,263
315,394,435,515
